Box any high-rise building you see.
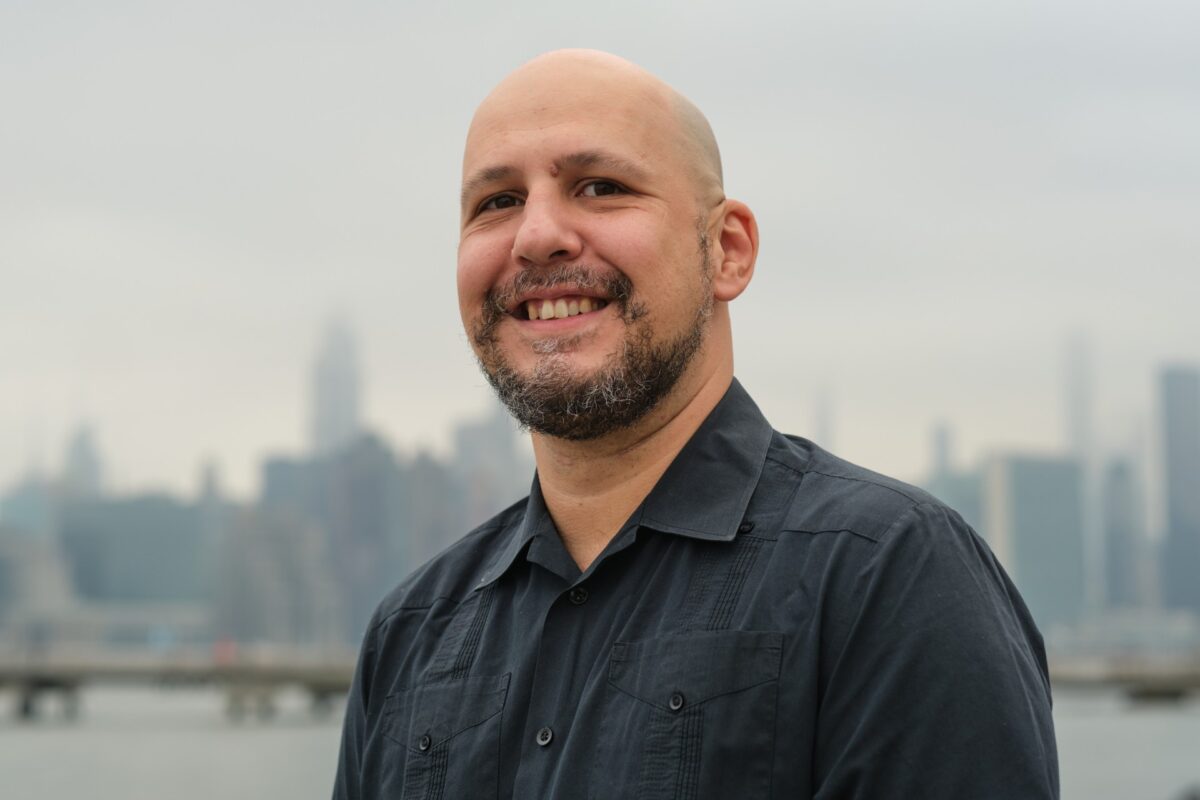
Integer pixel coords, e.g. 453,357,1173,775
1101,457,1145,610
451,402,533,531
213,506,343,647
260,434,413,642
310,318,362,457
982,454,1086,633
57,494,207,605
0,474,57,538
922,422,983,533
1063,336,1101,615
62,424,104,499
1160,365,1200,614
0,523,78,642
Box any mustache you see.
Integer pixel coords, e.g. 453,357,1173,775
473,265,635,347
484,265,633,316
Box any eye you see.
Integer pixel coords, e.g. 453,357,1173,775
478,194,523,213
578,180,626,198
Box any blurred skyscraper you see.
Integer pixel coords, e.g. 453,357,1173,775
923,422,983,532
451,402,533,531
1063,336,1101,615
0,521,78,645
61,424,105,499
57,494,208,606
982,454,1086,633
310,318,362,457
1101,458,1147,610
0,473,57,538
1159,365,1200,615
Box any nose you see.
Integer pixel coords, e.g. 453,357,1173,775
511,193,582,268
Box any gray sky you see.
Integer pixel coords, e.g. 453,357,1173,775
3,0,1198,501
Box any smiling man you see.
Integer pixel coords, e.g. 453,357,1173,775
333,50,1059,800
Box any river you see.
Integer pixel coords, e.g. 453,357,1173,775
0,686,1196,799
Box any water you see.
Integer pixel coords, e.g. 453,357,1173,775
0,687,343,800
1055,689,1200,800
0,686,1197,799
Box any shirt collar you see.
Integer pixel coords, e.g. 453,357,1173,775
475,478,550,589
637,378,773,541
476,378,773,588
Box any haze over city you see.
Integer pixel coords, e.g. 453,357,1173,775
3,0,1198,500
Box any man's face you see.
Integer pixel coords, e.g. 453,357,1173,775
457,70,715,439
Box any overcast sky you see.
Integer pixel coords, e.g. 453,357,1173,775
3,0,1197,502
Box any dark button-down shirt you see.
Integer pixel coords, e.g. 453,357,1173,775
333,380,1059,799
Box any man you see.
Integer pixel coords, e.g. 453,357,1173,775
333,50,1059,799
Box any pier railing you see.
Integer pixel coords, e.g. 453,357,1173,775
2,648,1198,722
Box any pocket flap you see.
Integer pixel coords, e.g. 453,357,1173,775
385,672,510,752
608,631,782,711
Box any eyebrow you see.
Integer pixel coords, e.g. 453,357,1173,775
460,165,517,209
460,149,652,210
555,150,651,183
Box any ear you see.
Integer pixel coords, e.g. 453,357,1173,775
711,199,758,302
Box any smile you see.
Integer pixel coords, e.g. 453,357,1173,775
521,295,610,321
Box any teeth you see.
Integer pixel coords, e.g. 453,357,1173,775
523,296,608,320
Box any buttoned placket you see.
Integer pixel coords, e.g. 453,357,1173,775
510,575,593,797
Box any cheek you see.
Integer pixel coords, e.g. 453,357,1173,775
456,234,512,320
589,216,694,299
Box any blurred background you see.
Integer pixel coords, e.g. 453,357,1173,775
2,1,1198,798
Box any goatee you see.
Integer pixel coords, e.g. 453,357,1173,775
469,234,713,440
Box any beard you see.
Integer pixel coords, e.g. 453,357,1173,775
470,230,713,441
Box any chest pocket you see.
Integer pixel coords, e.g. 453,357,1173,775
591,631,782,800
379,672,510,800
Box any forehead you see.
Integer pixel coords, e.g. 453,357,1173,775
462,77,679,180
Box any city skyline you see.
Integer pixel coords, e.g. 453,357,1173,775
4,322,1188,520
4,321,1195,652
4,0,1198,500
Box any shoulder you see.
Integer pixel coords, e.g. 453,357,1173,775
367,496,528,631
766,432,952,544
764,433,1034,648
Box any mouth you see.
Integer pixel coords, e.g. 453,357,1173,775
516,294,611,321
475,267,633,345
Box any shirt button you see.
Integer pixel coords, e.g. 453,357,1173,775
668,692,685,712
738,520,755,534
417,733,432,751
536,726,554,746
568,587,589,605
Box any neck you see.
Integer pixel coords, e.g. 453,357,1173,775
531,362,732,571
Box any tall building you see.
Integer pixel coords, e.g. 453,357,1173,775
0,523,78,643
0,474,57,538
260,434,413,642
213,507,343,647
1101,458,1145,610
1063,336,1101,614
57,494,208,605
982,454,1086,633
451,402,533,531
62,424,104,499
922,422,983,533
310,318,362,457
1160,365,1200,614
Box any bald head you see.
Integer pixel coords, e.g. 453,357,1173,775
465,49,724,206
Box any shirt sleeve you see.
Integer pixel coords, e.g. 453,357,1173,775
812,502,1060,799
331,615,379,800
